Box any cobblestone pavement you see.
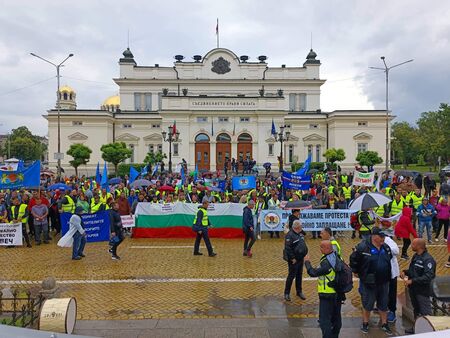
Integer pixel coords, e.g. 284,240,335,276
1,233,448,332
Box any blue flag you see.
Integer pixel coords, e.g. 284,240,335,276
296,153,312,176
0,160,41,189
194,164,198,182
140,165,148,177
282,171,311,190
218,179,226,192
271,119,276,136
151,163,159,176
232,176,256,190
181,166,186,184
95,162,101,184
129,166,139,184
100,162,108,189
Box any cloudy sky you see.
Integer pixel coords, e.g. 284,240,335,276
0,0,449,136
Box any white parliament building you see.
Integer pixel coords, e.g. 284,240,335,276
45,47,389,174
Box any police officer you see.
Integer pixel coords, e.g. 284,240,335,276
283,220,308,301
401,238,436,335
192,198,217,257
242,200,256,257
304,241,342,338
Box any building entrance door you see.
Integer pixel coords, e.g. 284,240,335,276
195,133,210,171
216,133,231,170
237,133,252,171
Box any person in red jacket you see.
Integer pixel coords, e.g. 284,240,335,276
394,207,418,260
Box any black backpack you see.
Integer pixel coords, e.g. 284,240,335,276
328,256,353,294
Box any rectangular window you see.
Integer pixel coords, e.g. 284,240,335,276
316,145,321,162
152,124,160,128
240,117,250,122
145,93,152,111
307,145,313,157
299,93,307,111
357,143,368,154
129,144,135,163
173,144,179,156
157,144,162,153
148,144,154,153
197,151,201,162
288,145,294,163
197,116,208,123
358,121,367,126
134,93,142,111
122,124,132,128
268,144,274,156
289,93,296,111
218,117,229,122
309,124,318,129
72,121,83,126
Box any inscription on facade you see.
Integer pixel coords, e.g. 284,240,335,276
191,100,256,107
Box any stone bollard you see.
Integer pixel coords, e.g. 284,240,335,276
40,277,59,299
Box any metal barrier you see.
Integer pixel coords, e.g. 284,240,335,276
0,289,45,328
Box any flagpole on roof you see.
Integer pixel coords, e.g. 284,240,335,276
216,18,219,48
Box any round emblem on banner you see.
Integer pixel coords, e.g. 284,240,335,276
240,178,248,186
264,212,280,229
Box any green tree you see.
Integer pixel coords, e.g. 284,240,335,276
416,103,450,169
7,126,45,161
144,151,167,173
67,144,92,177
356,151,383,171
391,121,419,167
323,148,346,164
100,142,132,174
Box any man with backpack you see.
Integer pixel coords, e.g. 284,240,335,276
304,240,351,338
350,227,393,335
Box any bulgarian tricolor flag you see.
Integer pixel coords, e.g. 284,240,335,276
133,202,244,238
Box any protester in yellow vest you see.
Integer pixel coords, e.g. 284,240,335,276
320,227,342,258
304,241,343,338
192,199,216,257
59,190,76,213
9,197,32,247
90,195,109,213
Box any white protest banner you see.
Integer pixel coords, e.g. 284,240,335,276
121,215,135,228
352,171,375,186
299,209,353,231
0,222,23,246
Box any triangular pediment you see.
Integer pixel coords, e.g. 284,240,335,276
287,134,299,142
303,133,325,142
143,133,163,142
353,132,372,140
68,132,88,141
116,133,139,141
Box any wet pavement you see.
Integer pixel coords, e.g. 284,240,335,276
1,233,448,337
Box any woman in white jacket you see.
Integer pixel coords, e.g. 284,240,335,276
58,206,86,260
384,234,400,323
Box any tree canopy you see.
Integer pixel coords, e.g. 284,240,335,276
356,151,383,170
323,148,346,163
100,142,132,174
67,144,92,177
4,126,46,161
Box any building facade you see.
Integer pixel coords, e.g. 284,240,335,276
45,47,389,175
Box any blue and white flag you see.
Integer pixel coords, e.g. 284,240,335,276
271,119,276,136
151,163,159,176
0,160,40,189
140,165,148,177
180,166,186,184
296,154,312,176
193,164,199,182
282,171,311,190
232,176,256,190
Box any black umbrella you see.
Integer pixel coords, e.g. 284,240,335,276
348,192,392,211
283,200,312,209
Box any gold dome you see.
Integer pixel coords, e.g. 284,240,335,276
59,85,75,93
103,95,120,107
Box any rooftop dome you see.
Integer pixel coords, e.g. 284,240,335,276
59,85,75,93
101,94,120,112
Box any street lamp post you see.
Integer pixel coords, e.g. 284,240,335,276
30,52,74,180
369,56,413,172
162,125,180,173
275,125,290,172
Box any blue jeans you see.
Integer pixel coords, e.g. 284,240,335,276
72,231,86,259
418,221,432,241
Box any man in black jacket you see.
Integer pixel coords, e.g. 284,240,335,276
242,200,255,257
192,199,216,257
350,227,393,335
401,238,436,334
283,220,308,301
109,202,124,260
305,241,343,338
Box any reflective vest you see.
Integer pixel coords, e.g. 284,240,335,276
390,199,404,216
410,194,423,209
342,187,352,200
193,207,208,227
255,200,266,212
317,255,336,294
401,195,411,206
61,195,75,213
341,175,348,184
11,204,28,224
358,211,374,232
375,205,386,217
328,186,335,194
99,193,112,204
268,199,280,207
385,187,392,196
90,200,108,213
330,239,342,258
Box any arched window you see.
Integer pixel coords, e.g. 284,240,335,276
216,133,231,142
69,94,73,100
63,93,68,100
195,133,210,142
237,133,252,142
